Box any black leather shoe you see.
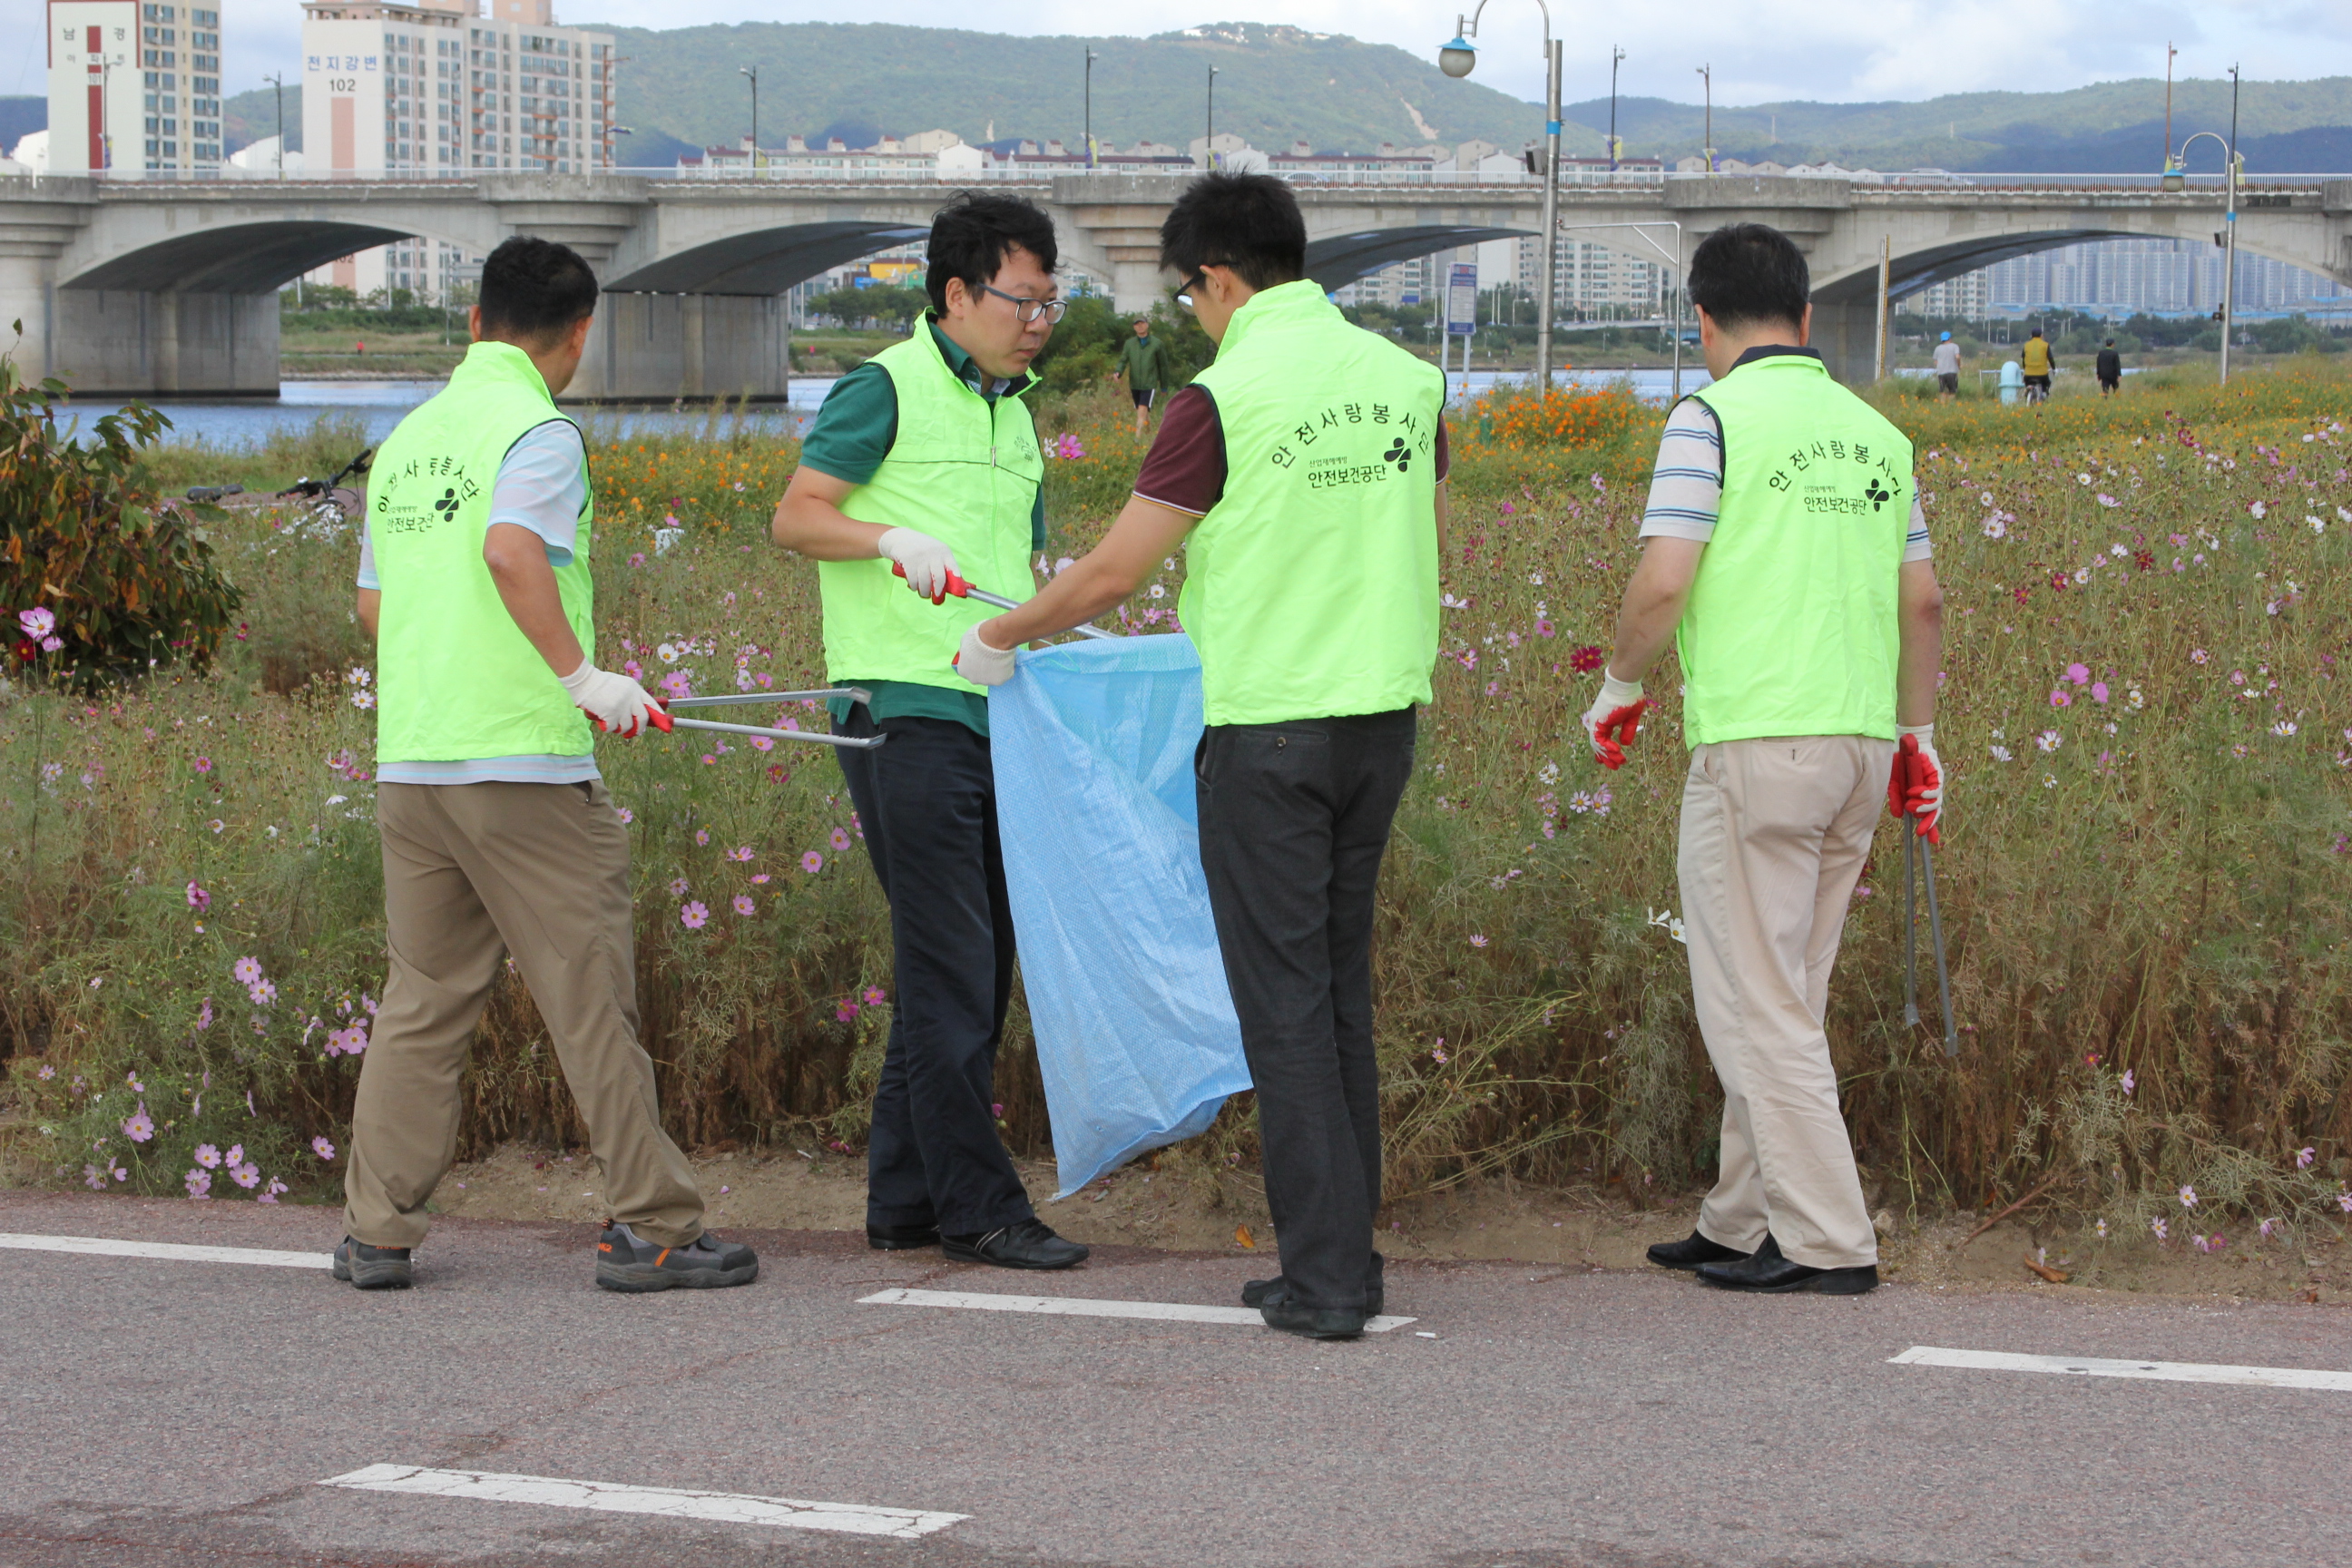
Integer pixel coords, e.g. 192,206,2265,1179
867,1221,941,1250
1242,1273,1384,1318
942,1218,1089,1270
1255,1282,1369,1340
1695,1234,1877,1295
1645,1230,1753,1271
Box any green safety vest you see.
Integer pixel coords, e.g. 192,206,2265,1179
1181,280,1445,726
823,330,1043,691
1677,353,1914,747
368,340,595,762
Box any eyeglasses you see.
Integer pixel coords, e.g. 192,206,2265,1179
980,284,1066,324
1175,271,1206,309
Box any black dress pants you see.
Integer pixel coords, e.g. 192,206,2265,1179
1194,707,1416,1312
835,707,1034,1236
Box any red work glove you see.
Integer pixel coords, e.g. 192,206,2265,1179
1580,673,1649,770
1887,728,1943,846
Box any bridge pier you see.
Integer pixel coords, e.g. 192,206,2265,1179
573,292,790,404
48,289,279,397
1809,294,1880,388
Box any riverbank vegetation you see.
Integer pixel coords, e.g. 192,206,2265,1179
4,356,2349,1278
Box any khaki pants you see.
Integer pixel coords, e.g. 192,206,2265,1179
344,779,704,1250
1678,736,1889,1269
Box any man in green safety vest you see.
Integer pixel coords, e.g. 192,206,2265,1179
959,173,1449,1339
1583,221,1945,1296
1113,316,1175,436
770,192,1091,1271
343,236,758,1295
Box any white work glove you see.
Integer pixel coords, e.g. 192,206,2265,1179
561,658,660,739
1580,671,1649,769
1893,722,1944,842
955,622,1017,688
877,526,960,601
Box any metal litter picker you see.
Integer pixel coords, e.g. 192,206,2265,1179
892,564,1121,642
1893,737,1958,1057
600,687,887,750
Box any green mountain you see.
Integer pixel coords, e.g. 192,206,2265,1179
605,21,1567,158
1571,77,2352,173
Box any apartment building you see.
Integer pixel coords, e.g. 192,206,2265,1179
44,0,221,173
299,0,612,299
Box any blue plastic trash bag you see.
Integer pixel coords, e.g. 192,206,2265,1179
987,632,1251,1198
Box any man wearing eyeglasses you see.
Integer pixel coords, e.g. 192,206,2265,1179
770,191,1089,1272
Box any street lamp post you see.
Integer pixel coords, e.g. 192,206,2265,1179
739,64,759,172
1439,4,1562,392
1609,46,1625,172
1085,49,1099,169
266,71,285,178
2173,126,2239,383
1696,63,1711,172
1207,65,1218,166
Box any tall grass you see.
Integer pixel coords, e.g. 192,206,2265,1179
5,365,2350,1251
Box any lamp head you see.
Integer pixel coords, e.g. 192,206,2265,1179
1438,36,1476,78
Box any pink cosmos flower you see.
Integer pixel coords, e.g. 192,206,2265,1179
694,828,710,846
2065,662,2090,685
727,845,754,862
862,986,887,1006
751,736,774,751
2150,1216,2168,1240
750,873,771,885
2298,1146,2317,1169
829,828,851,852
681,900,710,929
668,877,691,897
19,607,55,638
2120,1069,2135,1095
193,757,213,774
195,1143,220,1169
731,895,756,916
836,1000,860,1023
1469,935,1488,948
2090,681,2110,704
184,1169,212,1198
2049,688,2072,708
801,851,824,874
230,1161,260,1189
311,1136,336,1160
123,1108,154,1142
186,882,211,912
2179,1184,2199,1208
232,956,262,985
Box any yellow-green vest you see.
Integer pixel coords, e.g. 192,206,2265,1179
822,330,1043,691
1677,353,1914,746
1180,281,1445,726
368,340,595,762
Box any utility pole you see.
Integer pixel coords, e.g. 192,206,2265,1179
1085,48,1099,169
1609,46,1625,172
1696,63,1711,171
266,71,285,178
2162,41,2177,172
739,64,759,172
2223,64,2241,384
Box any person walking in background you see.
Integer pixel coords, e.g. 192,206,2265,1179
769,192,1090,1272
1113,316,1175,436
2020,327,2054,403
343,237,757,1296
1581,221,1944,1297
1933,331,1961,398
956,172,1448,1340
2096,338,2123,395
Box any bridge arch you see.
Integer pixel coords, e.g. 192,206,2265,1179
601,220,930,296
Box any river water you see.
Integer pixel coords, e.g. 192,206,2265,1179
60,366,1717,450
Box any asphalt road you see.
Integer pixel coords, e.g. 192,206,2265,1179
2,1190,2345,1568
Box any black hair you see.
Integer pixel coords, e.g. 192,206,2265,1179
475,236,599,345
1159,172,1307,290
1685,222,1809,335
926,192,1059,315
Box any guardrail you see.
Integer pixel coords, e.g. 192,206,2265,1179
14,166,2342,192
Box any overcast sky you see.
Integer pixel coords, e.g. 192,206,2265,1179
5,0,2347,111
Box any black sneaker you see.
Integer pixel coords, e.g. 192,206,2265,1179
941,1218,1089,1269
594,1220,759,1292
333,1236,413,1290
1242,1273,1384,1318
867,1221,943,1251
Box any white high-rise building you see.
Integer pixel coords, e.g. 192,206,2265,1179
45,0,221,174
299,0,613,299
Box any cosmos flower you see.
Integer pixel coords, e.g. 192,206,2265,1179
312,1137,337,1161
731,895,756,916
681,901,710,930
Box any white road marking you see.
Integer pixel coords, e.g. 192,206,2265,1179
0,1232,331,1269
860,1286,1416,1332
1890,1345,2352,1392
318,1465,966,1539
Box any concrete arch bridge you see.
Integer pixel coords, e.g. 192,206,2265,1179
1,171,2344,399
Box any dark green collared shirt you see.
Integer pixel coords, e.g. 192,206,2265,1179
800,318,1047,737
